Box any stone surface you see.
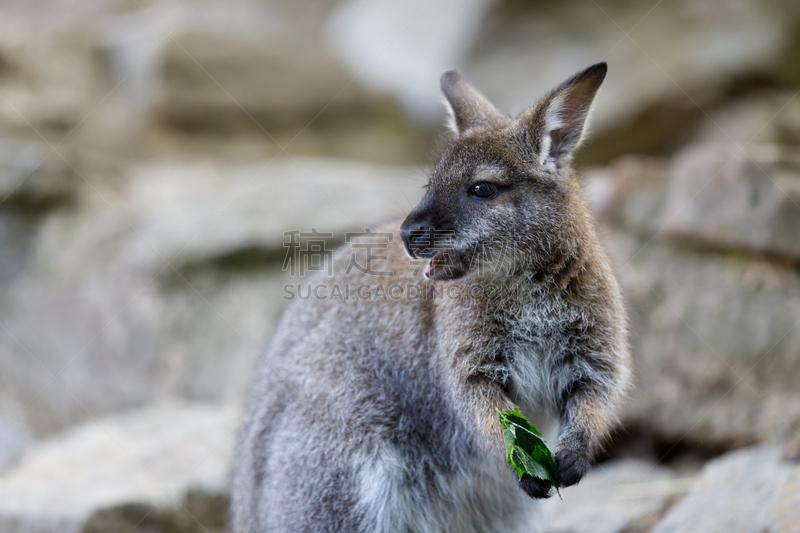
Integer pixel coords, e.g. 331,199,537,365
588,143,800,265
586,145,800,448
105,0,428,165
0,157,425,436
465,0,800,160
660,144,800,263
158,31,384,129
327,0,493,121
0,402,237,533
330,0,800,138
583,155,670,237
606,229,800,448
546,459,678,533
0,138,76,205
692,91,800,148
655,445,800,533
0,0,427,166
31,156,425,273
0,418,31,474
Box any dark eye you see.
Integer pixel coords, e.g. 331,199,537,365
468,182,498,199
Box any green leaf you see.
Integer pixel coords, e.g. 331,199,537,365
497,407,562,498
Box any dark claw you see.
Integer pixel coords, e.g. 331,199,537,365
556,449,590,487
518,473,552,499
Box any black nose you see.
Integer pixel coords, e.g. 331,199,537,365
400,224,425,245
399,221,432,256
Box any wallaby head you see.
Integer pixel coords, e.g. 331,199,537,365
400,63,607,280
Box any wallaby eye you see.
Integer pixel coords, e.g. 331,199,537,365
468,182,498,199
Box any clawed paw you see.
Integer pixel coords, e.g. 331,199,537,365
556,449,589,487
518,473,552,499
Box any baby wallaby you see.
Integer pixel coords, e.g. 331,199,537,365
232,62,631,533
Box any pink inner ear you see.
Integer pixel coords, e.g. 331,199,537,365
540,64,607,161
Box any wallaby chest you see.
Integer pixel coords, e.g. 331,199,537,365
495,290,579,417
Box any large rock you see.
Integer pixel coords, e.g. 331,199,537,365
692,90,800,148
546,459,677,533
466,0,800,164
326,0,494,121
589,143,800,264
34,157,425,271
608,231,800,448
588,145,800,448
152,22,425,163
330,0,800,137
0,0,426,165
654,445,800,532
157,31,386,130
0,418,31,474
121,0,427,164
660,144,800,263
0,0,135,133
0,402,236,533
0,157,425,436
583,154,670,237
0,138,77,206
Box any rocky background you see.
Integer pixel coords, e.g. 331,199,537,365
1,0,799,532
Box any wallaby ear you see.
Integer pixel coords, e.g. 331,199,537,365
522,62,607,167
441,70,509,136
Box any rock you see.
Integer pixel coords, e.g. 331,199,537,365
157,30,386,130
784,435,800,463
0,0,123,133
0,157,425,436
589,143,800,264
34,157,425,272
692,91,800,148
326,0,494,122
586,145,800,449
0,418,31,474
463,0,800,164
660,143,800,263
605,230,800,448
153,24,425,163
546,459,678,533
0,0,426,165
0,402,237,533
330,0,800,137
583,155,670,237
654,445,800,533
130,0,430,164
0,209,40,295
0,138,76,206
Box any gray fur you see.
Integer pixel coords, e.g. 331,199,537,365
231,62,630,532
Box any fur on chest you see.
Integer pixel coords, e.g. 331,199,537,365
492,293,582,415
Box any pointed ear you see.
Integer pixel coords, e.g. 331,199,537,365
441,70,509,136
522,62,607,167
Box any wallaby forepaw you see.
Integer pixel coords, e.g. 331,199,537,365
556,450,589,487
518,473,552,499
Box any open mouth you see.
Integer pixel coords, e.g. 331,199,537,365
424,253,465,279
424,254,441,278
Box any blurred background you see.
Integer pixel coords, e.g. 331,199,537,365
0,0,799,531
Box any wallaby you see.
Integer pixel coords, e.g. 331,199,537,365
231,62,631,533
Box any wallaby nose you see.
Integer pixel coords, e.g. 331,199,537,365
399,220,432,256
400,224,425,244
399,223,425,246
